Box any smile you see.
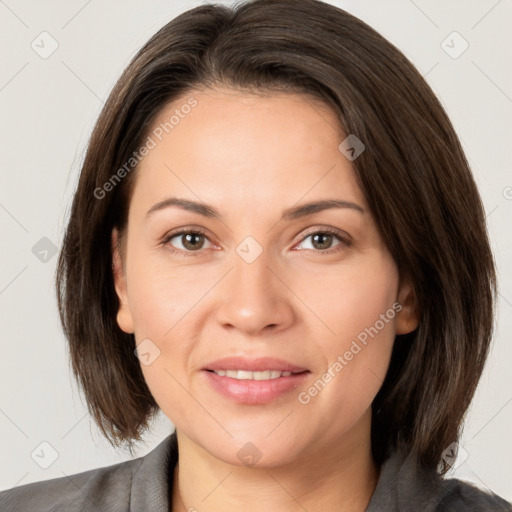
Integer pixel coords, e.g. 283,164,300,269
210,369,295,379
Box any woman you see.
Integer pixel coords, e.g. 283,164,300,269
1,0,510,510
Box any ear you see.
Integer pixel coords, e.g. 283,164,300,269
394,278,419,335
112,228,135,334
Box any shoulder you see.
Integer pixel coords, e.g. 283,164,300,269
367,448,512,512
0,457,140,512
0,433,177,512
435,477,512,512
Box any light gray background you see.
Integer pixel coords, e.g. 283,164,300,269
1,0,511,501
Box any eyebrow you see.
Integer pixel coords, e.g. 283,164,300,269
146,197,365,220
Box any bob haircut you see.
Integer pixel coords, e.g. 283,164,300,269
56,0,496,473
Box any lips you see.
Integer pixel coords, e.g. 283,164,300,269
212,369,293,380
203,356,308,373
202,356,310,404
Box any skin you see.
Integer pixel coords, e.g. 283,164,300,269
112,87,419,511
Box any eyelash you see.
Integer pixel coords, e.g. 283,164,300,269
161,226,351,257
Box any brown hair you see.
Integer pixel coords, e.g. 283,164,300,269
56,0,496,471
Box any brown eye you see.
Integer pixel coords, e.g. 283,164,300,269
179,232,205,251
311,232,334,250
163,229,213,255
295,228,350,254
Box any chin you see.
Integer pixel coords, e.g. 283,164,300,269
195,427,308,468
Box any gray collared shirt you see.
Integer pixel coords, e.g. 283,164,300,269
1,433,510,511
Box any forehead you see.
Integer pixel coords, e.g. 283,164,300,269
130,87,367,217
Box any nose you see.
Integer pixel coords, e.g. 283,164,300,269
214,249,295,336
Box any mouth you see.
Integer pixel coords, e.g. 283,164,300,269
202,357,310,404
206,369,305,380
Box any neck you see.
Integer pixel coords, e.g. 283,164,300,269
171,411,380,512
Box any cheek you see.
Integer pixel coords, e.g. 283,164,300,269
126,249,199,336
297,255,398,411
138,357,197,436
125,252,204,418
130,275,193,424
294,253,399,345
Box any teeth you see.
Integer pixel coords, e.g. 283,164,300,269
213,370,294,380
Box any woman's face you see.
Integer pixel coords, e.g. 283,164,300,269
113,87,417,467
